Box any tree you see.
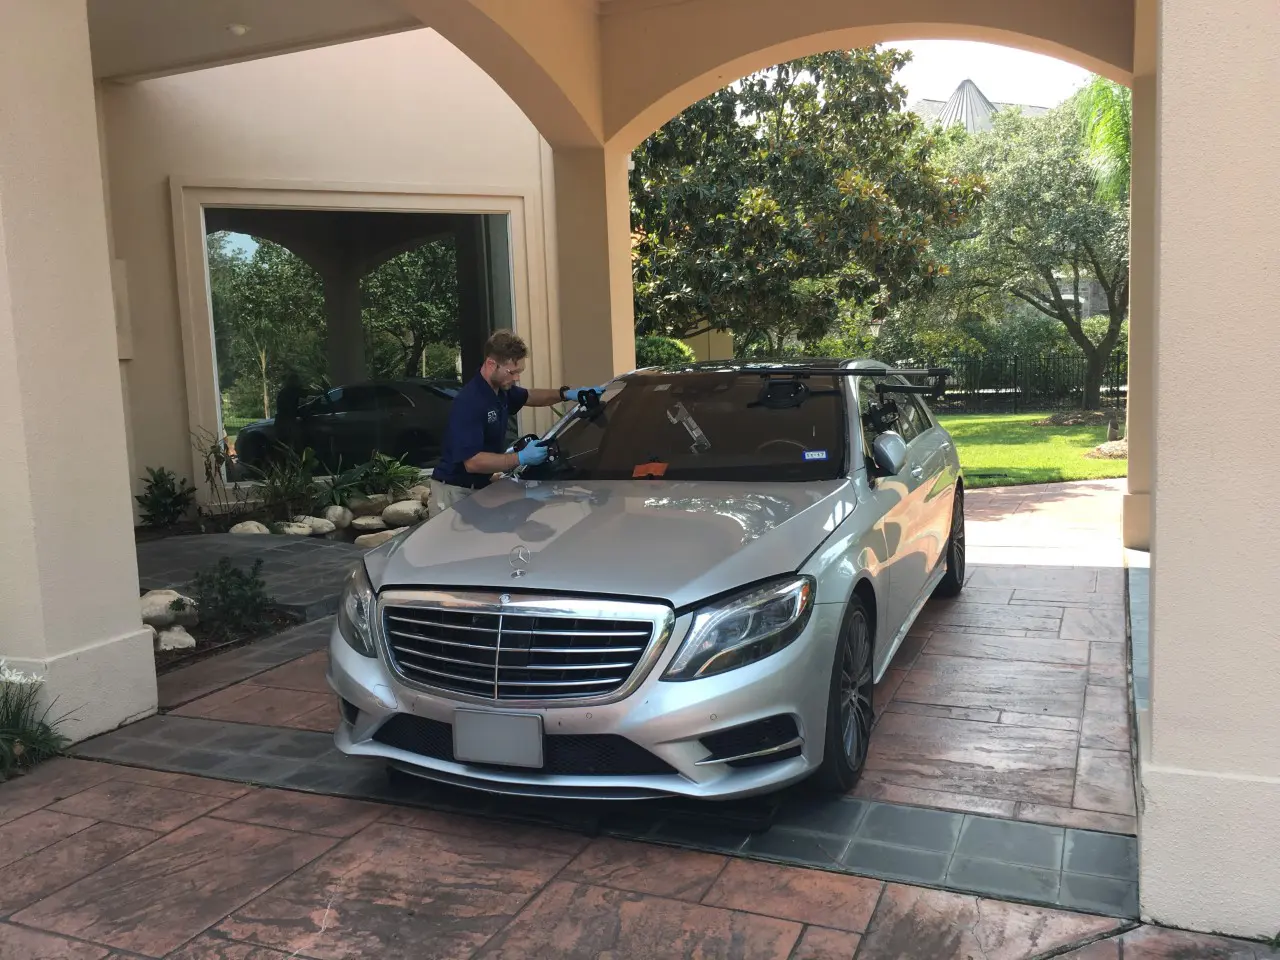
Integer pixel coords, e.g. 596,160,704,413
938,107,1129,408
361,240,460,379
1072,76,1132,203
630,48,981,351
218,239,327,418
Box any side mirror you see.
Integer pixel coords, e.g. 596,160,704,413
871,432,908,477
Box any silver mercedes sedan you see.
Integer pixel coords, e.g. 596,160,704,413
327,359,965,800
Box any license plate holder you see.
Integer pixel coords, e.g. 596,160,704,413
452,709,544,769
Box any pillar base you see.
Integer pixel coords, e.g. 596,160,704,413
1123,491,1150,550
1139,761,1280,937
8,627,157,743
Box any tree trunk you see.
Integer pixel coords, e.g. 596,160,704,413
259,349,270,418
1082,351,1105,411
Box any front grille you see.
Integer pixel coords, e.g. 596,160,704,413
382,603,655,701
373,714,677,776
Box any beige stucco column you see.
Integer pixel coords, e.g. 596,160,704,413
551,144,636,383
0,0,155,738
321,265,366,385
1123,0,1155,551
1139,0,1280,937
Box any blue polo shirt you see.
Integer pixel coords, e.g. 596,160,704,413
432,372,529,488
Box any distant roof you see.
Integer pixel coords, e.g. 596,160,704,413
909,78,1049,133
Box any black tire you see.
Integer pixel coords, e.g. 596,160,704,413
934,485,966,598
815,595,875,794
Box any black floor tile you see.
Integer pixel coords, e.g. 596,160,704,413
947,856,1061,902
842,839,952,885
956,816,1064,869
1058,872,1139,917
744,826,849,866
1063,829,1138,880
857,802,963,852
772,796,868,835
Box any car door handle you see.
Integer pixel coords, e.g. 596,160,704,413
910,465,924,479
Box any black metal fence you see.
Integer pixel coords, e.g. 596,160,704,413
892,353,1128,415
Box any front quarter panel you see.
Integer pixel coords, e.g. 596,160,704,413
801,475,895,680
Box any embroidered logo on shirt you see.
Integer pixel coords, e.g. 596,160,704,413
487,409,499,424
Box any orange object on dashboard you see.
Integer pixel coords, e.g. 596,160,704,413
633,462,668,478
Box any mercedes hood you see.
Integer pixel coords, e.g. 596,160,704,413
365,478,856,610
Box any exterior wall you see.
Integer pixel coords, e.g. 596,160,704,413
99,28,558,496
1139,0,1280,937
684,328,735,362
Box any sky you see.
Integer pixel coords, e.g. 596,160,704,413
885,39,1093,109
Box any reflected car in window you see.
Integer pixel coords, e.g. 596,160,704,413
327,359,966,800
234,378,467,471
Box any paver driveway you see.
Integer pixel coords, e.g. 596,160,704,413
8,480,1261,959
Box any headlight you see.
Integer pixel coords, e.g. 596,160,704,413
662,576,815,681
338,564,376,657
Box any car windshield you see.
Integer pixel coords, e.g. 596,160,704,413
521,371,847,482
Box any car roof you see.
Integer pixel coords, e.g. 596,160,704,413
625,357,895,376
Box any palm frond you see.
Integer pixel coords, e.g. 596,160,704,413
1073,76,1132,202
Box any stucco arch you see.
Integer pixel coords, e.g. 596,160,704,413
599,0,1135,151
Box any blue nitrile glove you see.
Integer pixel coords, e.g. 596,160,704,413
561,385,610,405
518,441,550,467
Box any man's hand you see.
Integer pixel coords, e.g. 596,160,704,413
517,442,550,467
562,385,609,404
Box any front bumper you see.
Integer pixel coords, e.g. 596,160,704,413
326,600,845,800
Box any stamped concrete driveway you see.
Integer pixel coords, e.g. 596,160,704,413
857,478,1136,835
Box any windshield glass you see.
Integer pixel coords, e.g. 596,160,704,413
521,371,848,482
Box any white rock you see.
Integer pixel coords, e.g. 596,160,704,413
407,484,431,505
140,589,197,629
351,515,387,533
355,529,401,548
383,499,425,528
349,494,392,517
230,520,271,535
278,521,315,536
292,515,337,536
156,625,197,651
322,505,353,529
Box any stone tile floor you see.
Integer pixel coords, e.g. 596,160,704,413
5,758,1278,959
137,534,365,622
8,480,1275,956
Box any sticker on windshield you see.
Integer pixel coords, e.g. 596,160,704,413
804,450,829,461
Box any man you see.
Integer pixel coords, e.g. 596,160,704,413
428,331,605,518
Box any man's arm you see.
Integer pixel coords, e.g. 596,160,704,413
522,388,566,408
463,449,521,474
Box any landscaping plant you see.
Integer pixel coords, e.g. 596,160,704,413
0,660,69,780
190,558,275,641
134,466,197,527
246,445,323,522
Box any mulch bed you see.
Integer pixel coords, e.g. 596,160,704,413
153,610,302,674
1031,410,1121,427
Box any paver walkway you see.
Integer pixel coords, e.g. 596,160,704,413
7,480,1268,957
2,757,1274,959
857,479,1136,835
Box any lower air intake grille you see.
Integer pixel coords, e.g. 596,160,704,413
373,714,677,777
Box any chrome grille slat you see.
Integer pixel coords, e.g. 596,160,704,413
382,596,659,702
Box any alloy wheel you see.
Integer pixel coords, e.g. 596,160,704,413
839,609,875,770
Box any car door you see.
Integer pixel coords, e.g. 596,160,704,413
856,376,923,672
894,385,952,583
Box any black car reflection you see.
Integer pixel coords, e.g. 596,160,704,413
234,378,501,472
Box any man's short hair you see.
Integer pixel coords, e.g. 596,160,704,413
483,330,528,366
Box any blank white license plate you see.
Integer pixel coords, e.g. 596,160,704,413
452,709,544,768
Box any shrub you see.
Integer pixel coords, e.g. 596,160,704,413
0,661,69,780
636,335,696,368
190,558,275,641
134,467,196,527
246,446,322,522
357,453,421,500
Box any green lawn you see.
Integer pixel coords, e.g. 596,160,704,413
221,416,256,438
936,412,1126,488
